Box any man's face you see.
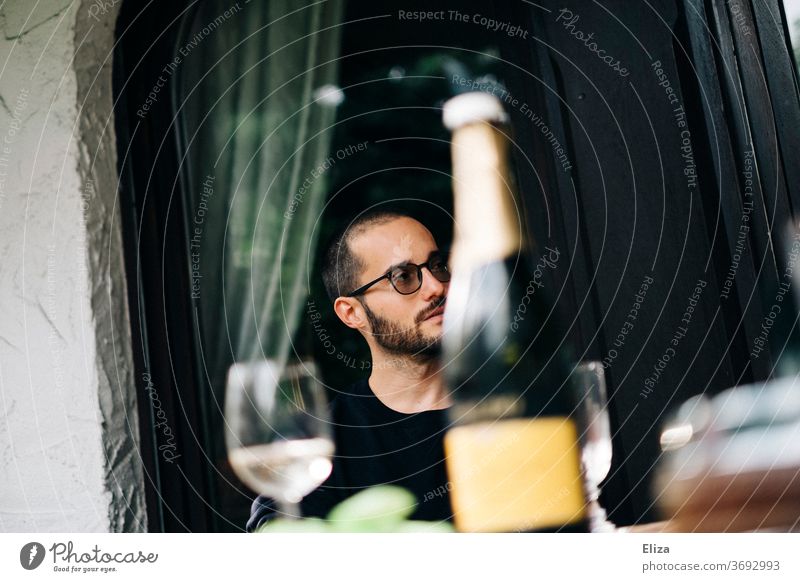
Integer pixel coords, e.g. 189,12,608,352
349,217,449,359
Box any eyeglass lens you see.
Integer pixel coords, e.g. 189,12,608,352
389,257,450,294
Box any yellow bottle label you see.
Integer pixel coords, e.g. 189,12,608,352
444,417,586,532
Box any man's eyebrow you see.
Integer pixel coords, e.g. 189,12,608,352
384,250,442,272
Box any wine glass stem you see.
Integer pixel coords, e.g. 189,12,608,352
278,499,302,520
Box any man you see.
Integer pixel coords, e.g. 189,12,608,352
247,210,453,531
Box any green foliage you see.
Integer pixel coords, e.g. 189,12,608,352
326,484,416,532
256,486,454,533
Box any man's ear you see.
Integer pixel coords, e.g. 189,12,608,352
333,296,368,331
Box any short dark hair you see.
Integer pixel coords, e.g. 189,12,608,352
321,210,411,301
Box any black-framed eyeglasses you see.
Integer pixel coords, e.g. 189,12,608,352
347,253,451,297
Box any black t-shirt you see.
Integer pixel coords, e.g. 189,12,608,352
246,378,453,531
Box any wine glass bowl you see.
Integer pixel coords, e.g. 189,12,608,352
573,361,615,532
225,359,333,516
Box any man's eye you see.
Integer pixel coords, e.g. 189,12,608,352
431,261,448,273
392,269,411,282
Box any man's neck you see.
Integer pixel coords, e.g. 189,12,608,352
367,351,451,414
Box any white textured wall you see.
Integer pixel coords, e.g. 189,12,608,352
0,0,146,531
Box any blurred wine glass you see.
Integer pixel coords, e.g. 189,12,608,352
573,361,615,532
225,359,333,518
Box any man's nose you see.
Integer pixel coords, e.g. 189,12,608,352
419,266,447,300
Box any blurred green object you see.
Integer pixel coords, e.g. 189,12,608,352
326,484,415,531
255,517,328,533
256,486,454,533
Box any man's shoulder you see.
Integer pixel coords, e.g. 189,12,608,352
329,377,371,420
330,376,369,399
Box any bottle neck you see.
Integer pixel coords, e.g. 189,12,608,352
449,122,523,273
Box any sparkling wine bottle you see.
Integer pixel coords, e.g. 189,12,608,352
441,92,588,533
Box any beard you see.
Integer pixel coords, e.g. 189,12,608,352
360,297,445,359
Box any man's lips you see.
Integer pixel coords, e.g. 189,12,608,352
423,306,445,321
